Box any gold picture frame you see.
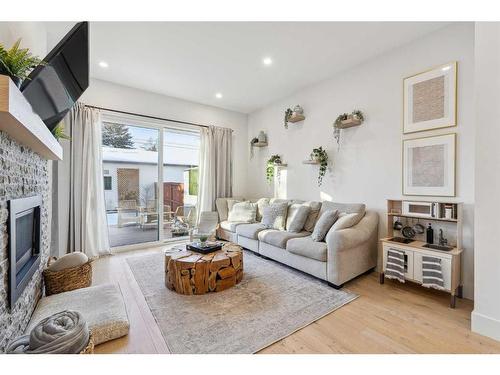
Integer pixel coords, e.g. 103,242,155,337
403,61,457,134
402,133,456,197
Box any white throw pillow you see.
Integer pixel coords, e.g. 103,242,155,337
261,202,288,230
226,199,243,213
48,252,89,272
330,212,362,231
255,198,270,221
227,201,257,222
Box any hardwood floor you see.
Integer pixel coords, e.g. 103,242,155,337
92,245,500,354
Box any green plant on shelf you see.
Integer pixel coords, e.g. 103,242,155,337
51,122,71,142
0,39,43,87
266,154,282,184
310,147,328,186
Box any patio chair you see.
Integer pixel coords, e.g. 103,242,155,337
139,199,158,229
117,200,140,228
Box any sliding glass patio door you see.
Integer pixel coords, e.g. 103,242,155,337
101,115,200,249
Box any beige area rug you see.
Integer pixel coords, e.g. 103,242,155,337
126,250,357,354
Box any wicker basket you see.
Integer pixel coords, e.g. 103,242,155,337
80,331,94,354
43,257,93,296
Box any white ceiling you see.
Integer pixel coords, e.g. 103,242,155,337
45,22,449,114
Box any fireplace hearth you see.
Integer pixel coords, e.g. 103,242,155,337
8,195,42,308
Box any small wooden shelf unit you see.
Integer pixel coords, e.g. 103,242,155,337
337,117,362,129
287,114,305,123
253,142,268,147
380,199,463,308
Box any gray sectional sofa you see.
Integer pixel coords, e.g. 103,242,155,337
215,198,379,287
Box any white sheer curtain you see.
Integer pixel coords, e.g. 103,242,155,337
197,125,233,215
66,103,110,257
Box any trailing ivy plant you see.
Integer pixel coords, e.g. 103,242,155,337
310,147,328,186
284,108,293,129
266,154,282,184
0,39,43,87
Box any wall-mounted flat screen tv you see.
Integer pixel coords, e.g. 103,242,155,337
21,22,89,131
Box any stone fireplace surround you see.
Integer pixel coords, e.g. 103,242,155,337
0,130,51,352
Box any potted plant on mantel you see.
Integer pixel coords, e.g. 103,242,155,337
0,39,43,88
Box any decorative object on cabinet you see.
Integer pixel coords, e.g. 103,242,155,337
403,61,457,134
304,146,328,186
0,39,43,87
333,109,364,148
284,106,305,129
403,133,456,196
250,131,268,158
266,154,285,184
381,199,463,308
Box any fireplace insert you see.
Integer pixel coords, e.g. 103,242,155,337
8,195,42,308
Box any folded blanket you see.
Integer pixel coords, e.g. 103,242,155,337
385,249,406,283
6,310,89,354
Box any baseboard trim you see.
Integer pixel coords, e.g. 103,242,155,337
471,310,500,342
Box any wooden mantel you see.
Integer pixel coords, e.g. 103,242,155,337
0,75,63,160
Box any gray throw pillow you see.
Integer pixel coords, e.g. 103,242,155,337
255,198,270,221
303,201,322,232
261,202,288,230
311,210,339,242
286,204,311,233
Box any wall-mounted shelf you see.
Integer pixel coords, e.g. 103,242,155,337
288,114,305,123
274,163,287,168
302,160,319,165
387,213,458,223
253,142,268,147
0,75,63,160
337,117,362,129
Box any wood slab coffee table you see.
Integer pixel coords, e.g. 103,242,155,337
164,243,243,295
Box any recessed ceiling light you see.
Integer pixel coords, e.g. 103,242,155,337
215,92,223,99
262,57,273,66
442,65,451,71
98,61,109,68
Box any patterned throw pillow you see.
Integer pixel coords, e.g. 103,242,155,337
261,202,288,230
226,199,243,213
311,210,339,242
286,204,311,233
227,201,257,222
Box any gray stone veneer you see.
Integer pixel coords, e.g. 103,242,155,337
0,130,51,352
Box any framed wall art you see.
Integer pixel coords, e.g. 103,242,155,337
403,133,456,197
403,61,457,134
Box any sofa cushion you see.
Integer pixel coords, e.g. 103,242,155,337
303,201,322,232
258,229,309,249
261,202,288,230
236,223,267,239
220,220,247,232
215,197,244,222
287,236,328,262
255,198,270,221
286,204,311,233
330,212,365,231
227,201,257,222
27,284,129,346
318,201,365,227
311,210,339,241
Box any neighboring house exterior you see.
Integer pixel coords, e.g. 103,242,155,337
102,143,198,211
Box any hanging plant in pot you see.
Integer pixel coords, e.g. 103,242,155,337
310,147,328,186
333,109,365,147
283,108,293,129
266,154,282,184
0,39,43,88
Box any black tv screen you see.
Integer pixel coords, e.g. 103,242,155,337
21,22,89,130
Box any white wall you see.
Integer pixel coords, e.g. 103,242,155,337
471,22,500,341
247,23,475,299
